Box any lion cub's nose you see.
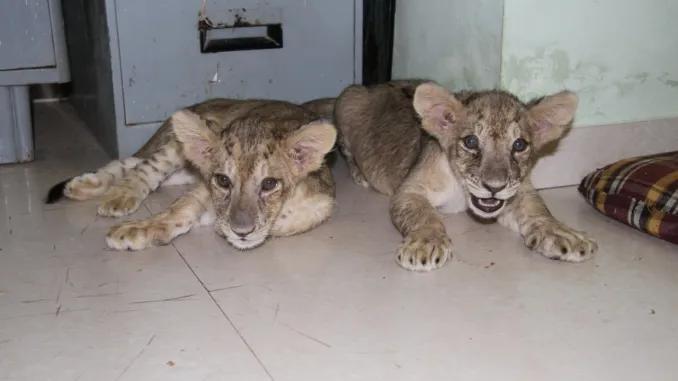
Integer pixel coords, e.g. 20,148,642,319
482,181,507,195
230,210,256,237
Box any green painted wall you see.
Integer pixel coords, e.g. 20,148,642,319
393,0,678,126
501,0,678,126
392,0,504,90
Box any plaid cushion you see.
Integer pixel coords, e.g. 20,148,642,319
578,151,678,244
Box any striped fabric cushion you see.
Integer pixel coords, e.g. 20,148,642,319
578,151,678,244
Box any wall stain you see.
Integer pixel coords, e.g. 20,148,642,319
502,44,678,118
627,72,649,83
549,49,571,83
659,72,678,88
500,45,678,122
503,47,607,102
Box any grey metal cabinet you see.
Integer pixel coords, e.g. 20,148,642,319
0,0,70,164
64,0,362,157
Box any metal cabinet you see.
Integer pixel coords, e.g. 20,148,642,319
0,0,70,164
64,0,362,157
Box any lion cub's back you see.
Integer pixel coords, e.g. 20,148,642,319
335,81,425,195
135,99,315,158
194,99,316,134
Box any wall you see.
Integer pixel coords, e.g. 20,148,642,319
501,0,678,126
392,0,504,90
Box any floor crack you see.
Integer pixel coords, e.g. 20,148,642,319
280,322,331,348
115,333,155,380
129,293,195,304
171,242,275,381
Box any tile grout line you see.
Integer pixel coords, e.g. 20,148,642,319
170,241,275,381
142,203,276,379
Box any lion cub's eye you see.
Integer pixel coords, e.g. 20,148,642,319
214,174,232,188
261,177,279,192
512,138,529,152
462,135,480,150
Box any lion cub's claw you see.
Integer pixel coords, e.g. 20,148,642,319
396,233,452,272
525,223,597,262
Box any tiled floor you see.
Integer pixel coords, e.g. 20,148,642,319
1,103,677,381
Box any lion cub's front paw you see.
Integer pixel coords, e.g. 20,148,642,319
106,219,176,251
97,187,144,217
396,232,452,272
525,222,598,262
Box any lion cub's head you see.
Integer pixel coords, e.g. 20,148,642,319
413,82,577,219
171,108,336,249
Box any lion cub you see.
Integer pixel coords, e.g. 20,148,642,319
47,99,337,250
335,81,597,271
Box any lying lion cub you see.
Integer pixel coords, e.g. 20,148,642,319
47,99,337,250
335,80,597,271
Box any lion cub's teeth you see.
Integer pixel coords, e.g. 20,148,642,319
479,198,500,207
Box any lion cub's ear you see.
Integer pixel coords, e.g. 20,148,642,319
413,82,465,148
285,120,337,177
171,109,219,171
527,90,578,150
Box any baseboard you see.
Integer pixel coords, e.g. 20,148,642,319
532,117,678,189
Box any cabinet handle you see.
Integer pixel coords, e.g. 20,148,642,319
199,23,283,53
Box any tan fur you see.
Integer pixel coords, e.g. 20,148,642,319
106,183,211,250
335,81,597,271
64,157,142,200
60,99,336,251
301,98,336,120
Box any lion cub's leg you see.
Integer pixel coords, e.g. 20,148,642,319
106,183,211,251
390,188,452,272
271,168,335,237
98,144,183,217
64,157,143,200
498,182,597,262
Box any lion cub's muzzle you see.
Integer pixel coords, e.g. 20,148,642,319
466,179,518,218
217,207,269,250
471,180,508,213
219,225,268,250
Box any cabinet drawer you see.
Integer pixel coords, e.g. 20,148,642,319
115,0,358,125
0,0,56,71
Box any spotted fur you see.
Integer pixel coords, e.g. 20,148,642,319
48,99,336,251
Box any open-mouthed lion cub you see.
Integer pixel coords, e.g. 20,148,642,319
335,80,597,271
46,99,337,250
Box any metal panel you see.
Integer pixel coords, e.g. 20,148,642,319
0,0,70,85
0,0,55,71
115,0,358,125
62,0,119,156
0,86,33,164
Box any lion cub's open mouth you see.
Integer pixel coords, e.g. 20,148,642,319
470,196,505,214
